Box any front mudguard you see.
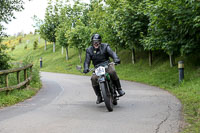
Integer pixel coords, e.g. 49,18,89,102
98,76,106,83
98,76,111,96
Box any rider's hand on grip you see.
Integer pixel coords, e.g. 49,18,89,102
83,69,89,74
114,59,120,65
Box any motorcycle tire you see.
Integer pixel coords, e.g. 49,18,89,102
100,82,113,112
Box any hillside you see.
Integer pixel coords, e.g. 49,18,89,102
4,34,200,132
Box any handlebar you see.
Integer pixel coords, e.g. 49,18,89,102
90,62,116,72
76,61,117,74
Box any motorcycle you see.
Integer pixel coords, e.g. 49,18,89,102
76,61,121,112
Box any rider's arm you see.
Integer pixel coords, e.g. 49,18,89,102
84,49,91,71
106,44,120,63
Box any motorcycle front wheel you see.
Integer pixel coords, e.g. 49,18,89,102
100,82,113,112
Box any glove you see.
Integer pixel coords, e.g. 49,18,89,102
83,69,89,74
114,59,120,64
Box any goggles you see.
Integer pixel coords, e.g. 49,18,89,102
92,40,101,45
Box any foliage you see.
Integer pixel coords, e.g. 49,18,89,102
32,15,44,33
66,1,91,51
87,0,106,35
56,25,68,48
24,45,27,49
0,0,25,73
0,0,24,37
11,45,15,51
0,55,41,108
106,0,149,50
33,40,38,50
0,44,10,70
39,0,60,43
66,21,91,50
55,3,73,48
142,0,200,55
22,56,41,88
34,0,200,63
2,36,23,48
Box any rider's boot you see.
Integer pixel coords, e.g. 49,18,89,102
113,79,125,96
92,85,103,104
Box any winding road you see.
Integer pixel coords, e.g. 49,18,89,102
0,72,182,133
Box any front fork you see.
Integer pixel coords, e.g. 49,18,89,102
98,75,111,96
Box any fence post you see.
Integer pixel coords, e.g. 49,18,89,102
17,71,20,84
0,64,33,91
5,74,9,94
28,66,32,85
5,74,8,87
24,69,27,87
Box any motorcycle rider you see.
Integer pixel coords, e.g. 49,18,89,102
83,34,125,104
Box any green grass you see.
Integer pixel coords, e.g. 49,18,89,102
117,51,200,132
2,34,200,132
0,34,41,108
0,88,38,108
0,66,41,108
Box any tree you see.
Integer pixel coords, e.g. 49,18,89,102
106,0,149,64
0,0,24,37
66,20,91,63
142,0,200,67
64,1,91,63
56,23,70,60
0,0,25,71
32,15,49,51
40,0,60,53
55,2,73,60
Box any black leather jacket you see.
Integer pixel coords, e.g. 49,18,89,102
84,43,120,70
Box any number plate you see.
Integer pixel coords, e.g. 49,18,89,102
95,66,106,76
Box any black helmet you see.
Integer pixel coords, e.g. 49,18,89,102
91,34,102,42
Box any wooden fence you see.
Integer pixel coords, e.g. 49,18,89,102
0,64,33,92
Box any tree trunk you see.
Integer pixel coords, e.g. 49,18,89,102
66,47,69,61
53,42,55,53
62,46,64,55
169,52,175,67
132,48,136,64
44,40,47,51
149,50,153,66
78,49,82,63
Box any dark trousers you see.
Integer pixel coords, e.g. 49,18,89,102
91,65,119,86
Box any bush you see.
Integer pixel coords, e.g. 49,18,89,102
24,45,27,49
33,40,38,50
11,45,15,51
0,44,10,86
18,37,22,44
22,56,41,88
0,44,10,70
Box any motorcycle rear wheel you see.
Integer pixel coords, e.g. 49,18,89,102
100,82,113,112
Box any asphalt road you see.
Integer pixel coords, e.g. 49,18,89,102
0,72,182,133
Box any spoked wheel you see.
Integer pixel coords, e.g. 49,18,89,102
100,82,113,112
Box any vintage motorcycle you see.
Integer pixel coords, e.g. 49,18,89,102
77,61,121,112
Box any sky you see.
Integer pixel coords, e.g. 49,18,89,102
4,0,90,35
